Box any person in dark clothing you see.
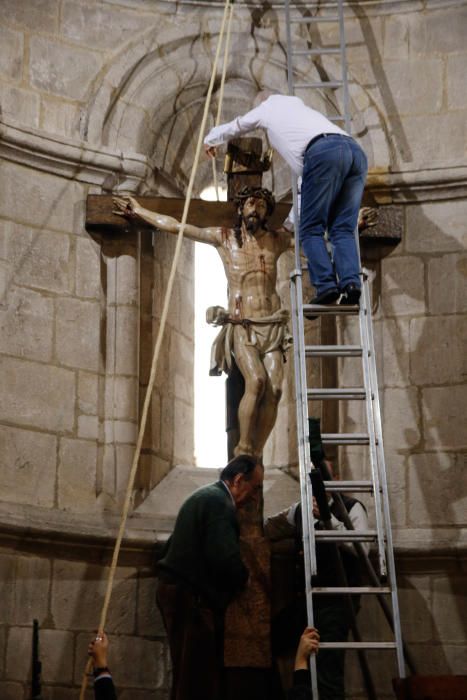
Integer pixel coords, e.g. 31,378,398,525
266,419,368,700
287,627,319,700
88,632,117,700
156,454,264,700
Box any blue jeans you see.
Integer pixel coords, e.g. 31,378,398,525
299,134,368,295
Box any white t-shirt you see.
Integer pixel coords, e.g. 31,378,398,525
204,94,349,177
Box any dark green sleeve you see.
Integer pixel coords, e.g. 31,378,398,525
201,500,249,592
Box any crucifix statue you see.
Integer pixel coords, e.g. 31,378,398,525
113,138,293,461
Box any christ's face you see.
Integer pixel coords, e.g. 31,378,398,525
241,196,268,234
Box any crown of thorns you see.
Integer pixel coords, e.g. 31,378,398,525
234,186,275,216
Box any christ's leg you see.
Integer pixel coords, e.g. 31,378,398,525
251,350,284,457
233,328,267,457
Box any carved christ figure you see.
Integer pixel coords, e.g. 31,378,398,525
113,188,292,459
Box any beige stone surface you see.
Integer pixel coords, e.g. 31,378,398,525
373,58,443,117
0,682,24,700
0,356,75,432
55,298,101,372
5,627,31,681
40,629,75,683
51,561,137,633
77,371,99,416
105,247,139,307
0,161,84,233
1,0,59,32
432,575,467,643
381,255,425,317
77,414,99,440
428,253,467,315
29,36,102,101
58,438,98,511
422,385,467,450
383,387,421,451
62,1,155,49
398,574,433,643
0,426,56,507
410,315,467,386
381,318,410,387
0,286,54,363
393,111,466,167
75,236,101,299
39,96,80,138
406,200,467,254
0,85,40,128
407,452,467,528
410,5,467,54
136,575,166,637
447,53,467,110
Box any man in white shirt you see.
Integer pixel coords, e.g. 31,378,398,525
204,93,368,308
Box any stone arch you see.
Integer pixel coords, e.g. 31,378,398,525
83,21,391,197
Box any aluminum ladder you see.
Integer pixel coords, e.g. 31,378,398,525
283,1,406,697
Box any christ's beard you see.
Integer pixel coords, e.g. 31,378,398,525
245,215,264,234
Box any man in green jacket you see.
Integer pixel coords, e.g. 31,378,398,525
156,454,264,700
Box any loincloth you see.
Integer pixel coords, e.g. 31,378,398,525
207,306,292,377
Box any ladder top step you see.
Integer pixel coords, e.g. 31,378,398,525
308,388,366,400
322,480,375,493
305,345,363,357
312,587,391,594
319,642,397,650
303,303,359,316
289,16,340,24
315,530,378,542
321,433,369,445
292,48,341,56
295,81,343,89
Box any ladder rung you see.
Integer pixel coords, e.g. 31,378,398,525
295,81,343,89
303,303,359,316
322,480,374,493
319,642,397,650
292,48,341,56
315,530,377,542
313,587,391,595
308,388,366,400
321,433,370,445
306,345,363,357
290,16,340,24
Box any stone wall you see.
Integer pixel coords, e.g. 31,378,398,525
0,0,466,697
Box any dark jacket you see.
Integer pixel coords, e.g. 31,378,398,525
287,670,312,700
94,676,117,700
157,481,249,610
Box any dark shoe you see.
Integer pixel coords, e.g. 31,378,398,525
305,288,340,319
340,283,361,306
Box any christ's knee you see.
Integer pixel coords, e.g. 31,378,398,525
270,383,282,404
245,375,266,400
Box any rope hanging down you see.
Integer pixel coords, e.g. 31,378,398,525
79,3,234,697
212,1,234,199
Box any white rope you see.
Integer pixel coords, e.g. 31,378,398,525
79,2,233,696
212,1,234,200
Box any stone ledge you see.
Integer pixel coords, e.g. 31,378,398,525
0,118,148,190
0,465,466,562
367,164,467,204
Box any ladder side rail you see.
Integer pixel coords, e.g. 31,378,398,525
361,280,406,677
285,3,318,696
290,249,319,700
358,275,388,576
337,0,352,133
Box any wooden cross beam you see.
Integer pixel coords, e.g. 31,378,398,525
85,195,402,248
85,194,292,234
